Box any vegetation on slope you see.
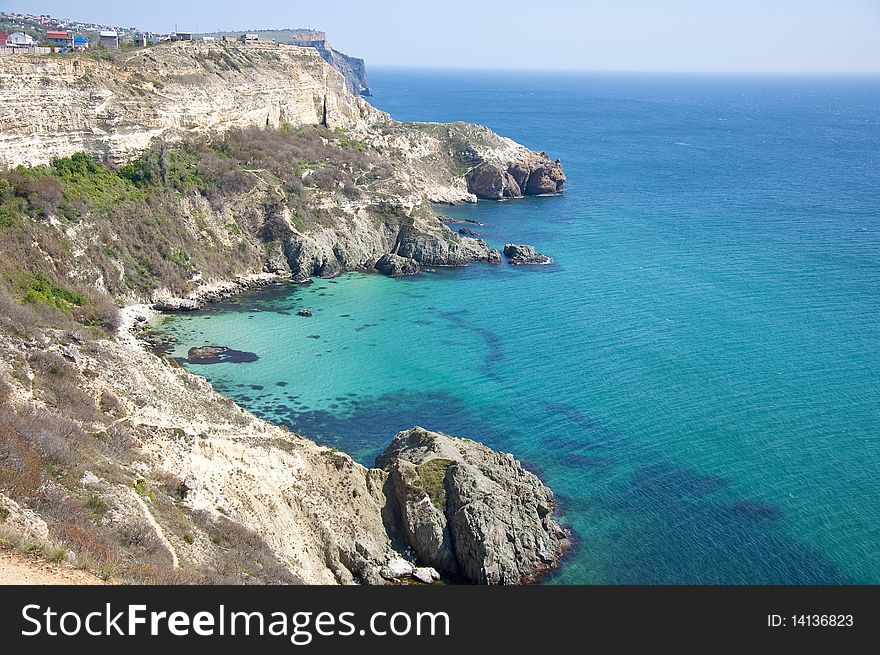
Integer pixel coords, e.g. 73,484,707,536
0,124,395,584
0,125,390,306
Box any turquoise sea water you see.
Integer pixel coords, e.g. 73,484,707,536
157,70,880,584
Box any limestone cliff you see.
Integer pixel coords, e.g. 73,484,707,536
0,305,567,584
0,41,569,585
0,42,564,203
199,29,372,96
0,42,564,291
0,42,379,168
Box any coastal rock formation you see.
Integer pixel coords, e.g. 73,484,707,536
202,29,372,96
375,253,420,277
284,31,372,96
377,427,568,584
0,45,563,209
503,243,552,265
153,298,201,312
458,227,481,236
0,39,569,586
0,42,382,168
466,154,566,200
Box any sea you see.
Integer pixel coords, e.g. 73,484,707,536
155,69,880,584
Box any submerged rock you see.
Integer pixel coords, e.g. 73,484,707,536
375,253,420,277
503,243,552,266
377,427,568,584
186,345,258,365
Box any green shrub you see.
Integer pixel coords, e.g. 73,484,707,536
18,273,86,312
416,458,453,511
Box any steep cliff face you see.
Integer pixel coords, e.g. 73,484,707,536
199,29,372,96
0,42,563,203
0,42,381,168
286,34,372,96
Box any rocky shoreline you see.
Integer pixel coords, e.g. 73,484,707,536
127,269,570,585
0,39,571,585
151,272,291,313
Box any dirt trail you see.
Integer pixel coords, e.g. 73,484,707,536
0,548,104,585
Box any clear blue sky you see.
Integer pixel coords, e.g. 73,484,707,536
7,0,880,73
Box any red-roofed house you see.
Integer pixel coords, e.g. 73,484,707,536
0,33,9,48
45,29,71,48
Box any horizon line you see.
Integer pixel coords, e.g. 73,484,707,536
366,64,880,77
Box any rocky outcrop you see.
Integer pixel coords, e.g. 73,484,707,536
393,225,498,267
375,253,420,277
377,427,568,584
201,29,371,96
466,154,566,200
153,298,201,312
503,243,552,266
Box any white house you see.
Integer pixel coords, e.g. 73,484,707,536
7,32,34,50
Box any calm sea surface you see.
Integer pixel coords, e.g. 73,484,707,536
157,70,880,583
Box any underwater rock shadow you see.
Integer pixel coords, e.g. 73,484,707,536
589,461,855,584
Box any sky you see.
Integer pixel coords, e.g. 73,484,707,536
5,0,880,73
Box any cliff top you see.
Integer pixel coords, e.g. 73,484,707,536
199,29,329,43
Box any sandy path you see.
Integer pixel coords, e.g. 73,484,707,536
129,489,179,568
0,548,104,585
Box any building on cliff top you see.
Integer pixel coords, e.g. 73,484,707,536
45,29,70,47
98,30,118,49
6,32,34,50
72,35,88,50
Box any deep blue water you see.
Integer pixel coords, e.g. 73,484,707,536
157,70,880,583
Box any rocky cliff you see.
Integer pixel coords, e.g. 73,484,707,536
0,307,567,584
377,427,568,584
0,42,564,203
285,32,372,97
0,42,379,168
200,29,372,96
0,42,564,292
0,41,569,584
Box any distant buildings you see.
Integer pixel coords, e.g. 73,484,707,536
171,31,193,41
72,35,88,50
239,33,259,42
98,30,118,49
